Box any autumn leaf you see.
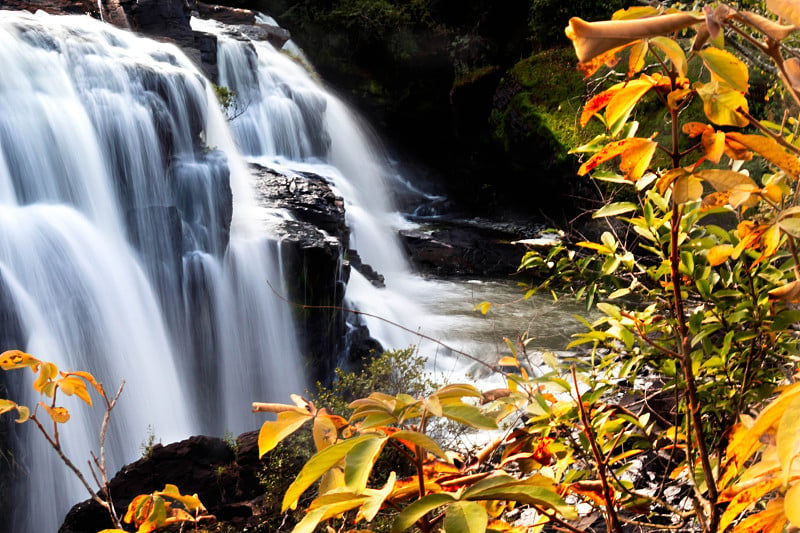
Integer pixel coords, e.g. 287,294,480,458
695,81,749,127
699,47,749,92
628,40,648,76
565,14,702,64
257,409,313,457
606,77,657,126
673,174,703,204
767,0,800,27
726,133,800,180
731,498,786,533
737,10,795,40
39,402,70,424
0,350,41,371
650,36,688,77
701,129,725,163
708,245,734,266
579,138,657,181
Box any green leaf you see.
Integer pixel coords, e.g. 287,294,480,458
345,435,388,493
441,404,498,430
444,501,488,533
390,430,448,460
258,410,312,458
699,47,749,92
282,434,379,512
391,493,457,533
649,36,687,77
593,202,638,218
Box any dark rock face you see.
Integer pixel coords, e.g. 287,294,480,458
252,165,350,382
400,218,539,277
0,0,98,15
59,432,273,533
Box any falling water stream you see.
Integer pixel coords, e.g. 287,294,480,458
0,10,585,531
0,11,301,531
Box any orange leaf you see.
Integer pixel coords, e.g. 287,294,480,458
568,480,614,507
701,191,730,211
768,280,800,303
723,134,753,161
577,44,629,78
702,129,726,163
719,475,784,533
0,350,41,371
581,87,620,127
732,498,786,533
726,133,800,180
606,77,657,126
39,402,70,424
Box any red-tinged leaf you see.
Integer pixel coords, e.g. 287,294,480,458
565,14,702,64
732,498,786,533
576,44,628,78
606,78,655,126
738,10,795,40
699,47,749,92
695,81,749,127
125,494,152,525
719,475,784,533
726,133,800,180
724,135,753,161
0,350,40,371
568,481,612,507
708,245,734,266
581,88,619,127
578,138,657,179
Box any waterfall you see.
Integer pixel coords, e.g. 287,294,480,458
198,18,433,350
0,11,303,531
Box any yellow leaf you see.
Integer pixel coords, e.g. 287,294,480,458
777,394,800,484
719,475,783,532
620,138,658,181
497,356,519,367
732,499,786,533
785,484,800,527
474,301,492,315
726,133,800,180
708,245,734,266
65,370,105,396
701,129,726,163
606,77,656,128
673,175,703,204
699,47,750,92
39,402,70,424
720,382,800,487
729,185,760,209
701,191,731,211
581,84,624,127
57,376,92,407
613,6,660,20
667,87,692,110
649,36,687,77
313,414,339,452
33,362,58,397
695,81,749,127
769,280,800,303
628,41,648,76
576,241,611,253
565,14,702,64
763,183,784,203
257,409,313,457
0,350,41,371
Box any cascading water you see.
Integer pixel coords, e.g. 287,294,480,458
198,18,436,351
0,11,303,531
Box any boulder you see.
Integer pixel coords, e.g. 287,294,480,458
59,432,271,533
0,0,98,16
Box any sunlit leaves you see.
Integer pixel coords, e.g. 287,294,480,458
565,14,702,64
124,485,212,533
444,501,488,533
40,402,70,424
698,47,749,92
0,398,29,423
725,133,800,180
767,0,800,28
650,36,687,77
578,138,657,181
258,410,313,457
708,245,734,266
695,81,749,127
0,350,41,371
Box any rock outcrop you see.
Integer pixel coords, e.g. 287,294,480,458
59,432,275,533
